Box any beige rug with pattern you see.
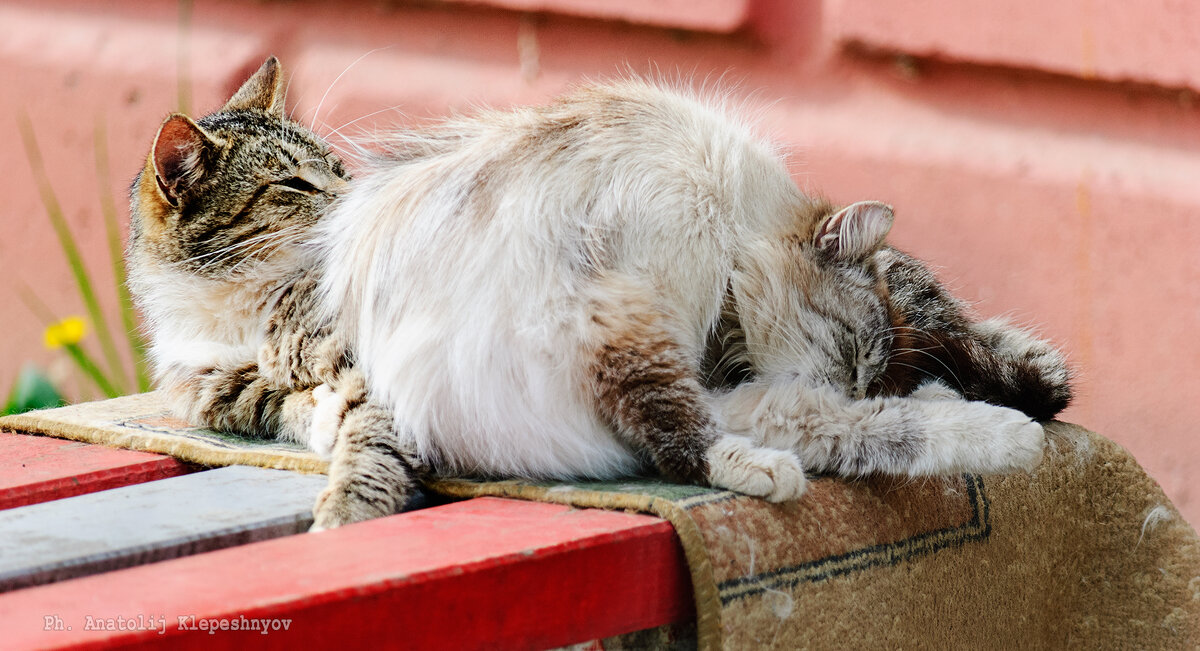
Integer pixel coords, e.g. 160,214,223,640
3,392,1198,649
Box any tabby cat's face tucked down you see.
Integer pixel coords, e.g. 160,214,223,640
129,58,347,283
724,200,896,401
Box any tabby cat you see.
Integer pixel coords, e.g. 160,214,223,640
127,58,1070,529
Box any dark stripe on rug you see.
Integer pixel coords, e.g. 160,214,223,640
717,473,991,604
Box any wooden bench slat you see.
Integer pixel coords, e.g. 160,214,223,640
0,432,193,510
0,465,326,593
1,496,693,650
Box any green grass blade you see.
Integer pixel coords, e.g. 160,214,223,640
94,118,152,392
63,344,120,398
18,113,129,395
15,281,57,325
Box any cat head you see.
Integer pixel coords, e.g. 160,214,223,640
128,57,348,282
725,200,895,399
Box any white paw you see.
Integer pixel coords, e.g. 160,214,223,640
308,383,345,459
963,403,1046,473
998,416,1045,472
706,435,807,502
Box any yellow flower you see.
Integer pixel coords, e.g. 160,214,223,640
43,316,87,349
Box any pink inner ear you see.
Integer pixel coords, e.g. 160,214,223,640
816,210,845,247
817,201,894,259
153,117,208,197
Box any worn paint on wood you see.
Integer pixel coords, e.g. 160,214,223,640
0,465,326,593
0,431,193,510
1,497,693,650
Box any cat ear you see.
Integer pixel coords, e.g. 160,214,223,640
222,56,285,116
152,114,219,207
814,201,894,261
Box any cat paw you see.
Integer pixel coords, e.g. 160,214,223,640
706,436,807,502
962,402,1046,473
995,415,1045,472
309,481,391,531
309,337,349,387
308,383,345,458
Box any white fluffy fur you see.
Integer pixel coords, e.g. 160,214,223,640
130,258,287,371
309,383,344,458
127,241,314,431
315,79,1044,484
317,80,803,479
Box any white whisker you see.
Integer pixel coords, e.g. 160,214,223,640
311,47,395,133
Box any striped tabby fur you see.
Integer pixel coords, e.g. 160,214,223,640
126,58,423,528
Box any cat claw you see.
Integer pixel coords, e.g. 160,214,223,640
706,435,807,502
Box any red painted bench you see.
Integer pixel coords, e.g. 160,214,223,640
0,431,693,649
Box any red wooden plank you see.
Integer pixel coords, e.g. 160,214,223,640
2,497,693,650
0,431,193,510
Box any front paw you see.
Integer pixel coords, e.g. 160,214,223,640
958,402,1046,473
310,479,392,531
308,336,349,387
993,414,1045,472
706,435,808,502
308,384,346,458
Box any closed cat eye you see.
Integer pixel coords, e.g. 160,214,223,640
275,177,321,194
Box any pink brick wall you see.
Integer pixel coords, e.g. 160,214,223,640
2,0,1197,524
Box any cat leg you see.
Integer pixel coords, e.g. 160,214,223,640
308,383,344,458
587,301,806,501
162,363,319,446
310,399,423,531
717,380,1044,478
306,367,369,458
258,274,352,389
303,367,423,530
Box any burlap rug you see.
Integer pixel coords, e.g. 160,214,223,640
3,393,1198,649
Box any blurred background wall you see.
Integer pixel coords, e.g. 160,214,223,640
2,0,1197,523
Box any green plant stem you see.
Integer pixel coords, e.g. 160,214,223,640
62,344,120,398
18,114,128,395
15,281,57,325
94,118,151,392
